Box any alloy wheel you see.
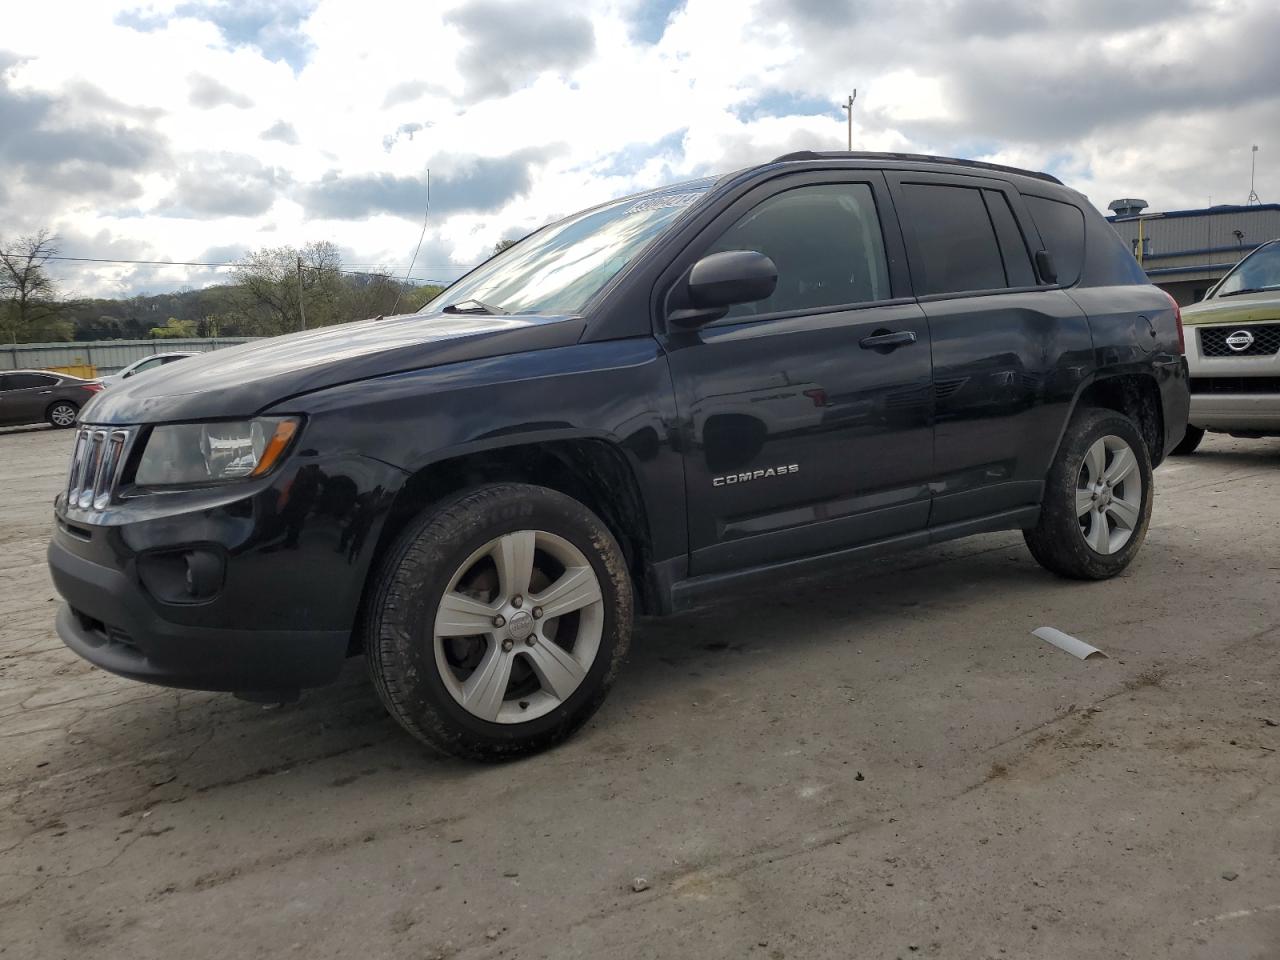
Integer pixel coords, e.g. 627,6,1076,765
1076,434,1142,555
432,530,604,724
50,404,77,427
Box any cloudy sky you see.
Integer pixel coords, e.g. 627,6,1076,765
2,0,1278,298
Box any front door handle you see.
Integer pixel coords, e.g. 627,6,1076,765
859,329,917,351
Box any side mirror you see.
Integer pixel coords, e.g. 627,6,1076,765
1034,249,1058,285
670,250,778,327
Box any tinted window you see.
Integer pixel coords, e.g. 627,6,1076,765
899,183,1006,295
983,190,1036,287
705,182,890,318
1024,195,1085,286
131,358,163,373
6,373,56,389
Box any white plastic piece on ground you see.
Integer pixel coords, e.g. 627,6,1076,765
1032,626,1108,660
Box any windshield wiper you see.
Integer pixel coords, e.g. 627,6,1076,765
441,298,509,315
1219,286,1279,298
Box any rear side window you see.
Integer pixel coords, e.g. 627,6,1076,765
898,183,1006,295
983,190,1036,287
705,182,891,318
6,373,56,389
1023,195,1085,286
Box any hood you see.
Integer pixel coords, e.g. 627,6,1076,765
83,311,585,424
1182,290,1280,326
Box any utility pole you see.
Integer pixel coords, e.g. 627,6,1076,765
841,91,857,151
296,255,307,330
1247,145,1260,205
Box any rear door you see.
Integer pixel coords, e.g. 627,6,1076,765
886,172,1092,525
659,172,934,575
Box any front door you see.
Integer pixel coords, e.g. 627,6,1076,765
659,174,934,575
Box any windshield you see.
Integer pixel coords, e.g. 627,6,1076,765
1212,241,1280,298
422,181,713,316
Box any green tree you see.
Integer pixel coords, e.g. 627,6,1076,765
493,238,518,255
231,241,345,335
0,229,64,343
150,317,198,338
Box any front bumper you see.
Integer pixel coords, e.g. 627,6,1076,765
47,443,407,693
1189,395,1280,432
50,529,350,692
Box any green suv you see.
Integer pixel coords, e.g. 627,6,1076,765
1174,239,1280,453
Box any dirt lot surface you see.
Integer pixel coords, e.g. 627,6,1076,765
2,423,1278,959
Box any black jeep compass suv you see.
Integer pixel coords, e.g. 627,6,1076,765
49,152,1190,759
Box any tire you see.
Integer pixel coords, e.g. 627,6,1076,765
364,482,632,761
1170,424,1205,456
1024,407,1154,580
47,401,78,428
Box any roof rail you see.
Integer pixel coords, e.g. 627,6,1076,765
770,150,1063,185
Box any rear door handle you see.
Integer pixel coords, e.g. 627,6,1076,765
859,329,917,351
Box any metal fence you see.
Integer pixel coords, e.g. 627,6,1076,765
1,338,258,376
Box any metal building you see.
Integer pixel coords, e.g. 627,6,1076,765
1108,201,1280,305
1,337,255,377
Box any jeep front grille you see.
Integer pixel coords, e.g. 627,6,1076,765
1199,323,1280,357
66,426,134,511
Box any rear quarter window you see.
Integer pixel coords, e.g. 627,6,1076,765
1023,195,1085,286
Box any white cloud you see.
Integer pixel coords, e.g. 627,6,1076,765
0,0,1276,298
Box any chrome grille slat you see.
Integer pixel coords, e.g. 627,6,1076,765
66,430,88,503
78,432,104,508
64,426,135,512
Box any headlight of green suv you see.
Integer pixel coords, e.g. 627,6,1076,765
135,417,300,486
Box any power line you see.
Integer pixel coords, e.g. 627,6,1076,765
0,252,477,270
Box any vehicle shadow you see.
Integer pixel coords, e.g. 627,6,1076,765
31,532,1047,795
0,424,57,437
1181,441,1280,467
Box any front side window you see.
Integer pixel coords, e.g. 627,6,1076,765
704,182,890,319
129,358,163,376
1213,242,1280,298
899,183,1007,295
423,181,714,316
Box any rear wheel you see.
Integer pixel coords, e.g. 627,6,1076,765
1170,424,1205,456
47,401,78,428
364,483,632,760
1024,407,1153,580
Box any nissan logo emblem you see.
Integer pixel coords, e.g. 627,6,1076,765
1225,329,1255,352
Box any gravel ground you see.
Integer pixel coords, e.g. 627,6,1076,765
1,423,1278,960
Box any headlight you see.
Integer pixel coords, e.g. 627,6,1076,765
135,417,300,486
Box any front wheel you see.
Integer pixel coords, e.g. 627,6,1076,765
1024,407,1154,580
364,483,632,761
47,401,78,428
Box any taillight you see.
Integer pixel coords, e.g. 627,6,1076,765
84,382,104,393
1163,291,1185,354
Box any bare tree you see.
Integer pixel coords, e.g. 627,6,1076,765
0,230,64,343
231,241,345,335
